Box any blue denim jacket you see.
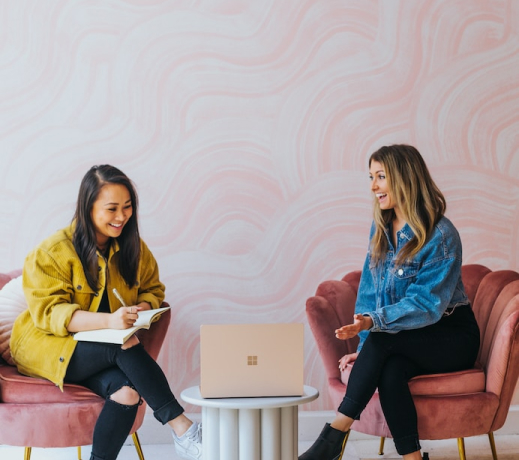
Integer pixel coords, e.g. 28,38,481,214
356,216,469,352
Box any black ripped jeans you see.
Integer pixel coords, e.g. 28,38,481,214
65,342,184,460
338,305,480,456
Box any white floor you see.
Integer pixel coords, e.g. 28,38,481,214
0,433,517,460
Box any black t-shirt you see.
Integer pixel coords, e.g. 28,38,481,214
97,288,111,313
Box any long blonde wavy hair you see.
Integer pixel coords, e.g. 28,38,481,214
369,145,446,266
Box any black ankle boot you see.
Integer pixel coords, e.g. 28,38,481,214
298,423,349,460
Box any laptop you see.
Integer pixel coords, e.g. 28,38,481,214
199,323,304,398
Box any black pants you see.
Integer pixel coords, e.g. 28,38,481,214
338,305,480,455
65,342,184,460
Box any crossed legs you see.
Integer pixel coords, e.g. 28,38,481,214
65,337,188,460
334,306,479,458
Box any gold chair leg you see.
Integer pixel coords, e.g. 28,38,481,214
132,431,145,460
378,436,385,455
344,429,350,446
24,447,31,460
488,432,498,460
78,446,82,460
338,429,350,459
457,437,467,460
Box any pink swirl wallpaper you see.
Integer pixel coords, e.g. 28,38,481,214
0,1,518,411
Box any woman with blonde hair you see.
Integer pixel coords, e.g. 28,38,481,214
299,145,480,460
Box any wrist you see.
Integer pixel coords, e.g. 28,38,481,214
362,314,373,330
104,312,114,329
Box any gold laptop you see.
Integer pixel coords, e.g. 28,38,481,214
199,323,304,398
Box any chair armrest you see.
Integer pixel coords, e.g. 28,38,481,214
136,302,171,361
306,279,359,382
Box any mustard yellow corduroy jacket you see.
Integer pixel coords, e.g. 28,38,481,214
10,225,165,389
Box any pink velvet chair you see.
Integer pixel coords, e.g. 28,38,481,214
0,270,172,460
306,264,519,460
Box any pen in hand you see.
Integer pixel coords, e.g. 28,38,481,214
113,288,128,307
113,288,140,319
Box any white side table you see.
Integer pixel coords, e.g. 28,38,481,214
180,385,319,460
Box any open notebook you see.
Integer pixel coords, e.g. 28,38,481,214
73,306,170,344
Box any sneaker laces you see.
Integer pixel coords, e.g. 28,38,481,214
185,422,202,443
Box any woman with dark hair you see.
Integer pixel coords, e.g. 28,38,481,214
11,165,202,460
299,145,480,460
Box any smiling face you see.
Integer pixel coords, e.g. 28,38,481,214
91,183,133,248
369,160,395,211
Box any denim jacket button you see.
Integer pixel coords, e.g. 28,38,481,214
398,268,404,276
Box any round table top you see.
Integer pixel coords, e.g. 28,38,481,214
180,385,319,410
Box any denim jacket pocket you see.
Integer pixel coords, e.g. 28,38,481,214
390,261,421,301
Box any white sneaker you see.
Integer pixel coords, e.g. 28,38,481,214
172,421,202,460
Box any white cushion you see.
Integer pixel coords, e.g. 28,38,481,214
0,276,27,364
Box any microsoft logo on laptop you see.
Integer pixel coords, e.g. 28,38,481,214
247,355,258,366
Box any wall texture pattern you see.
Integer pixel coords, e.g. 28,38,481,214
0,1,518,411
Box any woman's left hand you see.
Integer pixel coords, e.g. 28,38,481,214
137,301,151,311
335,314,373,340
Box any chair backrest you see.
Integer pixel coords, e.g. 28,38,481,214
306,276,359,386
468,270,519,430
470,271,519,364
459,267,519,428
0,270,22,289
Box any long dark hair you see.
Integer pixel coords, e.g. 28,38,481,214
72,165,140,290
369,145,446,265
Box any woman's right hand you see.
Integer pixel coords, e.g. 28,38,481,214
338,353,358,372
335,314,372,340
68,306,136,333
108,306,139,329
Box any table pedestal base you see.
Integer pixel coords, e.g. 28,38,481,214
202,405,298,460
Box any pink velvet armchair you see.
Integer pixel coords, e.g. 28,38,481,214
306,264,519,460
0,269,172,460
